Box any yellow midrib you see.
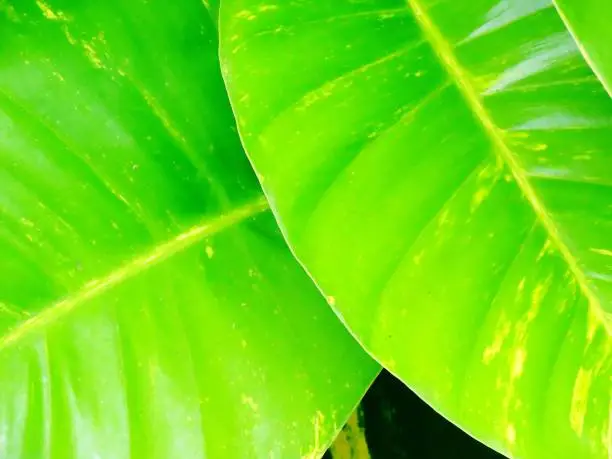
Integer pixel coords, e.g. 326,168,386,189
0,196,269,350
405,0,609,333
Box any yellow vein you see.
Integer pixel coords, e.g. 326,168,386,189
0,196,269,350
406,0,610,334
0,302,30,320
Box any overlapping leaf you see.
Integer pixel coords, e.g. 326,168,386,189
0,1,378,457
220,1,612,457
554,0,612,96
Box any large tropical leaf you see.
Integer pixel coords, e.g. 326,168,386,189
0,1,379,457
219,0,612,457
553,0,612,96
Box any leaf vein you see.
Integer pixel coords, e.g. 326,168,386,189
405,0,610,334
0,196,269,350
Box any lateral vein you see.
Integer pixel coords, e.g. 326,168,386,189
405,0,610,334
0,196,269,350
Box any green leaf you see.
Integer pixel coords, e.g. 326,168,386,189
219,1,612,457
0,1,378,457
553,0,612,96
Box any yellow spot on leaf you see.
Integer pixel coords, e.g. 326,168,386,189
36,0,68,21
258,4,278,12
586,307,600,343
512,348,526,378
471,187,490,211
570,368,593,437
506,424,516,445
436,208,451,227
62,24,77,45
482,319,511,364
537,239,552,261
531,278,550,311
590,248,612,257
241,394,259,413
82,41,104,69
236,9,256,20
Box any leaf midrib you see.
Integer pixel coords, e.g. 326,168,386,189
405,0,610,334
0,195,269,350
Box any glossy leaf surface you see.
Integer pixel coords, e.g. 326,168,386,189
220,1,612,457
0,1,378,457
553,0,612,96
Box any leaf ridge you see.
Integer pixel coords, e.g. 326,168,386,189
405,0,610,334
0,196,269,350
552,0,612,99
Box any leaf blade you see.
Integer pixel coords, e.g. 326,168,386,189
219,1,612,457
553,0,612,96
0,0,379,457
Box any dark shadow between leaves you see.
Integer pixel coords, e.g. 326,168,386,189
325,370,507,459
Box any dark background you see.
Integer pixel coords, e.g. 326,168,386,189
324,371,507,458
